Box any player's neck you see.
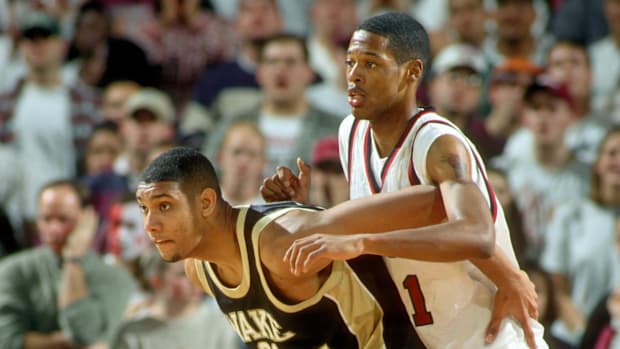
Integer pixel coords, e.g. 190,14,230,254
196,204,242,267
370,104,418,158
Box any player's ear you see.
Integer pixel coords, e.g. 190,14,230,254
199,188,218,218
405,59,424,81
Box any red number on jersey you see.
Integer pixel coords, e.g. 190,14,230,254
403,275,433,326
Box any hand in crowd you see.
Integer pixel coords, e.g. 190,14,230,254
261,158,311,204
62,207,98,260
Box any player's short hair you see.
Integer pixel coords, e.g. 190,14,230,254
140,147,221,198
357,12,430,67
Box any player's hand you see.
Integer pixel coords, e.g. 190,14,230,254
261,158,311,204
62,207,98,260
486,269,539,349
283,234,365,275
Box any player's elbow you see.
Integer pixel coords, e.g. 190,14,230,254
473,218,495,258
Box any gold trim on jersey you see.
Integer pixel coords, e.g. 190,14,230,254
193,259,213,296
202,207,252,299
251,210,387,349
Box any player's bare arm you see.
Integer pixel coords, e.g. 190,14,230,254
428,135,539,349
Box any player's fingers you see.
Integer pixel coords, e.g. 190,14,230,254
485,305,503,344
520,313,537,349
287,236,317,275
294,240,321,275
303,246,327,273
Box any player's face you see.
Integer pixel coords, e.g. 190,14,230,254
136,181,203,262
346,30,409,121
595,132,620,188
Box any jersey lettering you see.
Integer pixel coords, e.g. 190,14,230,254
227,309,296,343
403,275,434,326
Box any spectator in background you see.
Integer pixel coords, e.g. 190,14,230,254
82,121,123,176
101,80,141,124
306,38,350,118
487,167,528,265
217,121,266,206
428,43,508,161
590,0,620,124
501,75,591,262
115,87,176,192
523,262,561,348
65,0,156,88
134,0,235,112
307,0,358,85
112,255,244,349
552,0,607,46
205,34,340,174
308,136,348,208
0,145,22,256
430,0,487,57
485,57,541,162
0,180,133,349
192,0,283,110
0,11,101,245
483,0,555,65
503,41,607,165
541,127,620,348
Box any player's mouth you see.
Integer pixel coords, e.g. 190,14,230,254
348,87,366,108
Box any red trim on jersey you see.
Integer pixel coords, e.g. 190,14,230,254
363,109,432,194
347,119,360,182
410,119,498,222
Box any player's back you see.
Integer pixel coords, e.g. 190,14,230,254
338,111,548,348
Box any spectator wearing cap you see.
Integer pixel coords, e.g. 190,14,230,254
482,0,555,66
428,43,507,161
309,136,348,208
499,74,591,263
0,11,101,245
114,87,175,191
502,41,607,165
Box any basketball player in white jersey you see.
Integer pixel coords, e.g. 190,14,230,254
261,12,547,349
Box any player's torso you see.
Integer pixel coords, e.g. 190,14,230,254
340,111,519,348
194,204,386,349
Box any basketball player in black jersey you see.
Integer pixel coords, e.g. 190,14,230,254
136,147,447,349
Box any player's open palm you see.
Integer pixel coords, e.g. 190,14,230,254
284,234,365,275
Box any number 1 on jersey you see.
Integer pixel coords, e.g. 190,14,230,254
403,275,433,326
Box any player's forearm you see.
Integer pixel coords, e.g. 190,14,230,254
308,185,445,236
24,331,72,349
360,217,494,261
471,251,521,286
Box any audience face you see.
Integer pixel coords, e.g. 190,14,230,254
257,39,314,108
218,124,266,189
74,9,108,54
547,44,591,102
20,34,65,72
161,261,201,302
429,67,482,120
122,111,173,156
522,91,574,146
37,185,82,256
110,201,149,261
494,0,535,42
102,82,141,124
236,0,282,42
310,0,357,43
448,0,486,45
595,131,620,190
85,128,123,175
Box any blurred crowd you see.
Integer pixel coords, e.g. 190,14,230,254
0,0,620,348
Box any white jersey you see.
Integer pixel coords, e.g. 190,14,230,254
338,110,548,349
